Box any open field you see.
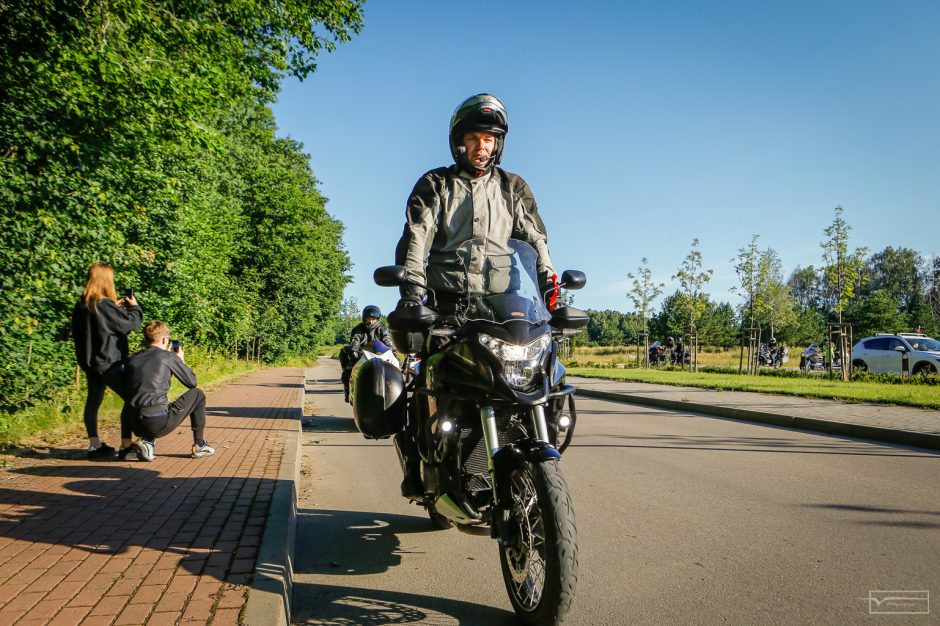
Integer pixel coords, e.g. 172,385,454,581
566,366,940,410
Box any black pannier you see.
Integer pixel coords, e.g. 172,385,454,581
350,356,406,439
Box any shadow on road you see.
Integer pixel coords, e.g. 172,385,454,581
292,582,516,626
292,509,515,625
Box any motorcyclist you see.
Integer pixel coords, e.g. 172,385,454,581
340,305,395,403
391,93,559,498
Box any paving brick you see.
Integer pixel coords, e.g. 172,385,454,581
47,606,93,626
154,591,190,614
146,611,182,625
210,608,242,625
114,602,154,625
130,585,165,605
88,594,131,616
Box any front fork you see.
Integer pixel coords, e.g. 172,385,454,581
482,403,556,543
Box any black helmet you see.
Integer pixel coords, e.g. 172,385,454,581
666,336,675,345
449,94,509,176
362,305,381,329
769,337,778,345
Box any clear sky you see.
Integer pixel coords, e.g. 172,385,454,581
270,0,939,317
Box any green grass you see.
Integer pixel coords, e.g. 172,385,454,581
0,346,271,449
567,367,940,410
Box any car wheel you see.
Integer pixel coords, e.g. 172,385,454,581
852,360,868,372
912,362,938,376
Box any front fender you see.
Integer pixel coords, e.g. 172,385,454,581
492,440,560,509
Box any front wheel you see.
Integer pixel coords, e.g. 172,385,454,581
499,461,578,626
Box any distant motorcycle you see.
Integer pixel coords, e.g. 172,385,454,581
670,345,691,366
799,344,825,371
648,341,667,366
758,343,787,368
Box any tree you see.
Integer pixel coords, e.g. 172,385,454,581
626,258,663,337
820,206,868,322
787,265,822,311
865,246,925,314
672,239,713,337
755,248,797,338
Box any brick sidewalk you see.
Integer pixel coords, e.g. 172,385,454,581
0,367,302,626
571,376,940,449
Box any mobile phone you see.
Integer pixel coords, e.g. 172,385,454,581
171,340,180,353
124,289,134,298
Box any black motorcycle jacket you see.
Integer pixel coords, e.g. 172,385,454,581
394,165,556,303
125,346,198,415
348,322,395,360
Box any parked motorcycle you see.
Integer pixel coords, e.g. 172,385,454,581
353,238,587,625
757,343,788,368
799,344,825,371
648,340,667,366
670,345,691,366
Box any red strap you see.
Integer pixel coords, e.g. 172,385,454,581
548,273,559,311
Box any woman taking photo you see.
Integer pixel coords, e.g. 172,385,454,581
71,262,143,459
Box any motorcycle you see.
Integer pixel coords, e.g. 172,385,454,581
648,340,667,366
758,343,787,368
352,238,587,625
800,344,839,372
670,345,691,366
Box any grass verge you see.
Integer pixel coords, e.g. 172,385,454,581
567,367,940,410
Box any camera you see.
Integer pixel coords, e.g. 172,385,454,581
171,340,181,353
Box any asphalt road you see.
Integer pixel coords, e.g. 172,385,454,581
292,361,939,625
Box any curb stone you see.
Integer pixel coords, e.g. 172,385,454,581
243,375,304,626
575,388,940,452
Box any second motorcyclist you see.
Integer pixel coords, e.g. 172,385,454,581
391,93,560,497
340,305,395,403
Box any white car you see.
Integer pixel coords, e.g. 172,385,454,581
851,333,940,375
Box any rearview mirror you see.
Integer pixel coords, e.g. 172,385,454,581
560,270,586,290
374,265,408,287
893,345,907,352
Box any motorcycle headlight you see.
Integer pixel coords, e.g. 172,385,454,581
479,333,551,389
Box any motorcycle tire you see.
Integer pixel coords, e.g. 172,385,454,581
499,460,578,626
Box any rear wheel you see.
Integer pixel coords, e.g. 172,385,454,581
853,360,868,372
499,461,578,626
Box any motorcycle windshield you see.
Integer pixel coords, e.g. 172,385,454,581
457,238,551,325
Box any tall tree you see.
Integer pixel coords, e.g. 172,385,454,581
787,265,822,311
820,206,868,323
626,257,664,337
672,238,713,337
865,246,925,314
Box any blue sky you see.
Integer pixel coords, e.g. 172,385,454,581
270,0,939,316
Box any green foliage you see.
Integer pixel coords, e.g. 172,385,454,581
0,0,364,412
626,257,663,334
821,206,868,321
671,238,713,334
585,309,636,346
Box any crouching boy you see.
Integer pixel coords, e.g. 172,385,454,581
119,321,214,461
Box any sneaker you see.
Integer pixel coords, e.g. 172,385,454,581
137,439,155,462
87,443,116,460
117,443,141,461
192,442,215,459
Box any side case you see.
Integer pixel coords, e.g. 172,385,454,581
350,356,406,439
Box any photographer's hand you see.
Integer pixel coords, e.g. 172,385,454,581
177,346,186,363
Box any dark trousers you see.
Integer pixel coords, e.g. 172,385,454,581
132,388,207,444
83,364,133,440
